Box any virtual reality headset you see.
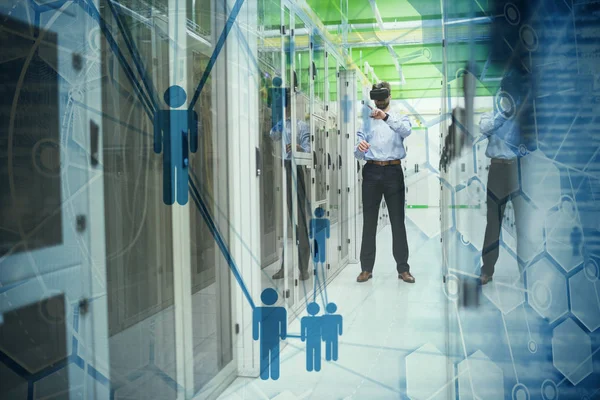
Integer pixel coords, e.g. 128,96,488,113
369,86,390,101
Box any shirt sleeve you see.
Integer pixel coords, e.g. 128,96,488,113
299,121,311,152
385,113,411,138
270,120,284,141
479,111,507,137
354,130,367,160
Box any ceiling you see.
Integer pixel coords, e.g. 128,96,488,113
303,0,499,100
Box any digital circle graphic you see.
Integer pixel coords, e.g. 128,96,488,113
88,27,101,52
32,139,62,178
495,90,516,120
443,274,460,301
532,281,552,311
584,260,599,282
512,383,530,400
460,233,470,246
504,3,521,25
38,291,69,325
520,24,539,51
541,379,558,400
422,47,432,60
519,144,528,156
70,87,85,103
528,340,537,353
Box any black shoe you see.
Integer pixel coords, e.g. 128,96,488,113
272,268,284,280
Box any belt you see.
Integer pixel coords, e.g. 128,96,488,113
491,158,516,164
367,160,401,166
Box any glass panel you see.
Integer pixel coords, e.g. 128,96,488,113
339,66,349,262
314,117,327,205
442,1,600,398
188,48,233,392
0,8,94,399
327,53,339,225
326,52,340,276
312,32,326,113
295,17,310,95
99,5,178,399
187,0,211,39
257,0,288,309
282,6,300,310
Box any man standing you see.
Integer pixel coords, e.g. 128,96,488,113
354,82,414,283
270,90,311,281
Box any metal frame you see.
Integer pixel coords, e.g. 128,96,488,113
86,0,111,393
168,0,195,397
227,0,262,379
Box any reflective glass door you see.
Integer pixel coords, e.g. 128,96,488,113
186,1,234,392
258,0,286,310
0,3,105,398
326,51,340,278
99,2,180,398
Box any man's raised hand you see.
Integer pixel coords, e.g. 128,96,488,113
357,140,370,153
371,109,387,120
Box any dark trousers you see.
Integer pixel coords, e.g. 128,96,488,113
360,163,410,273
482,160,521,276
283,161,310,273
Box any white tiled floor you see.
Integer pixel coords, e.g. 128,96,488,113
217,222,453,400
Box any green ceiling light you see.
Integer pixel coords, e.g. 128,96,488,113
293,0,372,87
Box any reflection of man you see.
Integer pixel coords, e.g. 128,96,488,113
354,82,414,284
270,91,311,281
309,206,330,264
480,71,528,285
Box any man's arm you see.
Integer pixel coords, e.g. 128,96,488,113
326,219,330,239
338,316,343,336
270,120,284,141
298,121,311,152
479,111,507,137
385,113,412,138
354,130,367,160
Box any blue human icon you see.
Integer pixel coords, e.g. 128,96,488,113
252,288,287,380
321,302,343,362
571,226,583,256
310,207,330,264
301,302,323,372
270,76,287,130
154,85,198,205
